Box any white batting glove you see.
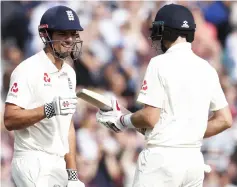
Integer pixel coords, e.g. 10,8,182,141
44,96,77,118
66,169,85,187
96,97,134,133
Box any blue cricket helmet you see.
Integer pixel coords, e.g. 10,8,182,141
38,5,84,60
154,4,195,31
150,4,196,43
39,5,83,31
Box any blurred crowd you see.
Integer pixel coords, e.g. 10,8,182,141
1,1,237,187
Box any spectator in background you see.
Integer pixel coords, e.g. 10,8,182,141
203,1,233,47
1,123,14,187
225,2,237,87
191,6,222,72
120,131,143,187
1,1,32,51
76,106,100,184
1,41,24,101
74,50,101,87
77,108,123,187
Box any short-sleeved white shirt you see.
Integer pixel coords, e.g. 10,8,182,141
137,42,228,148
6,50,76,156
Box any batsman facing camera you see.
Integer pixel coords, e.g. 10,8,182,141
4,5,85,187
96,4,232,187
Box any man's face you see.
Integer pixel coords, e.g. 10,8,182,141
51,30,78,55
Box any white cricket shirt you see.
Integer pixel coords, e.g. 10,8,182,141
6,50,76,156
137,42,228,148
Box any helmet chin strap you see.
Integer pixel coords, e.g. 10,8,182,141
161,39,168,53
151,39,167,54
50,42,71,60
54,49,69,59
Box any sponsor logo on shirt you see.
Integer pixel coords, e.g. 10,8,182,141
141,80,148,91
11,82,18,93
139,80,148,95
44,73,51,82
44,73,52,87
8,82,18,97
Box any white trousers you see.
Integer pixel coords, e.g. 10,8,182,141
132,147,205,187
12,151,68,187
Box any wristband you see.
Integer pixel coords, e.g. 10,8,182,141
120,113,135,128
44,102,55,119
67,169,78,181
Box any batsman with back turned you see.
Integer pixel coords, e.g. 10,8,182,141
96,4,233,187
4,5,85,187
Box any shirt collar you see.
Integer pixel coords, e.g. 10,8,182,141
39,50,65,74
166,42,192,53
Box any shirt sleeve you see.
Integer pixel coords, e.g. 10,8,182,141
210,69,228,111
5,67,32,109
136,59,165,108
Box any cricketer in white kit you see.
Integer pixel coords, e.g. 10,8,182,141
96,4,233,187
4,5,85,187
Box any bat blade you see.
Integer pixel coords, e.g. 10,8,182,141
76,89,130,114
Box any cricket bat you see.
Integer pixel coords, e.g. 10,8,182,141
76,89,130,113
76,89,146,135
